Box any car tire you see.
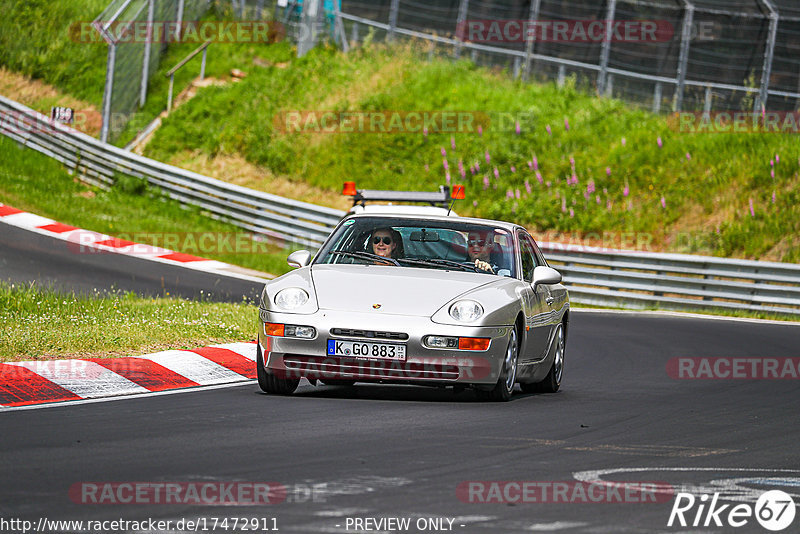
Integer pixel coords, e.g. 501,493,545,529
476,327,518,402
522,322,564,394
256,344,300,395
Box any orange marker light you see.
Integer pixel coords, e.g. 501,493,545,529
458,337,490,351
342,181,357,196
451,184,465,199
264,323,285,337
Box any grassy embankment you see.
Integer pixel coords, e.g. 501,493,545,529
144,41,800,263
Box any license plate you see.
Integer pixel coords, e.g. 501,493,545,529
327,339,407,361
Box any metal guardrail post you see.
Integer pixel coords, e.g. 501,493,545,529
756,0,778,112
597,0,617,95
523,0,541,81
673,1,694,112
140,0,155,109
388,0,400,42
703,86,712,112
298,0,322,57
454,0,469,58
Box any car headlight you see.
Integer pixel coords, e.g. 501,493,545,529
449,300,484,322
274,288,309,310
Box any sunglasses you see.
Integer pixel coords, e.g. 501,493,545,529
468,239,489,247
373,236,393,245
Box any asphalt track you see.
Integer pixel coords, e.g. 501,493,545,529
0,222,263,302
2,224,800,533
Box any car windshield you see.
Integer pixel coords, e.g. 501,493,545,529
314,217,516,278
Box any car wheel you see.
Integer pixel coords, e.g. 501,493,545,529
477,327,518,402
522,323,564,394
256,344,300,395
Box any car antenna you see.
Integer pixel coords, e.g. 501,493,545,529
448,185,465,216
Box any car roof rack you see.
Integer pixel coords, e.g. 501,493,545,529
344,183,453,208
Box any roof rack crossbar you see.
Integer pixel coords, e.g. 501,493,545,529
351,186,452,207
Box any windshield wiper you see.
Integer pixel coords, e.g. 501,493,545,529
398,258,476,272
329,250,399,266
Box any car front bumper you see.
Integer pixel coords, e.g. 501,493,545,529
258,309,514,385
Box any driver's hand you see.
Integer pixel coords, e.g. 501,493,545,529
474,259,493,272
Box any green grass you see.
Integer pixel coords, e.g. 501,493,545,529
0,282,256,361
0,135,297,277
143,41,800,263
0,0,109,106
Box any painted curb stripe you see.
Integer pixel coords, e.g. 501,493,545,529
38,222,78,234
6,360,149,399
0,363,82,407
94,238,137,248
138,350,247,385
157,252,206,263
0,206,23,217
89,358,200,391
190,347,257,379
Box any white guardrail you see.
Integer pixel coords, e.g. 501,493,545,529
2,95,800,316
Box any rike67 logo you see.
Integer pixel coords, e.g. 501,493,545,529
668,490,796,531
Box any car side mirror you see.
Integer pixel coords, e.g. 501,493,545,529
532,266,562,291
287,250,312,268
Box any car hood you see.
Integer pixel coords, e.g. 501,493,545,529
310,264,494,316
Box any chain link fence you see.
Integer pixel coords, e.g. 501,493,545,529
95,0,211,142
102,0,799,140
224,0,800,114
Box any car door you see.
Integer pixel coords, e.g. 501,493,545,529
517,231,551,362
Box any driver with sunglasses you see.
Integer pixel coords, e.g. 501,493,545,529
466,230,496,273
370,228,403,261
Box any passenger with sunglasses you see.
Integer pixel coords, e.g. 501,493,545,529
466,230,496,273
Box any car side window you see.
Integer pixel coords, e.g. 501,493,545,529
518,233,537,283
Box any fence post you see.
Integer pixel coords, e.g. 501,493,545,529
454,0,469,58
703,86,712,112
597,0,617,95
756,1,778,112
652,82,662,113
673,1,694,112
351,21,359,43
388,0,400,42
175,0,185,41
298,0,322,57
523,0,541,81
100,43,116,143
140,0,155,109
332,0,349,52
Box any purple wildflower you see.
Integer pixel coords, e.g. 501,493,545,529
511,166,516,173
515,188,521,199
458,160,465,179
749,198,754,217
661,196,666,209
569,156,575,168
686,152,691,160
561,198,567,212
546,125,552,136
533,156,538,170
623,185,629,197
506,189,514,199
494,167,500,180
564,118,570,131
657,137,662,148
621,137,626,146
536,171,543,184
772,191,776,203
515,121,521,135
771,169,775,179
477,125,483,137
606,167,611,176
485,151,491,164
446,172,451,185
482,175,490,190
525,180,532,194
569,208,574,218
441,147,447,157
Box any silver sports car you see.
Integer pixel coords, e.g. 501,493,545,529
256,214,569,401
